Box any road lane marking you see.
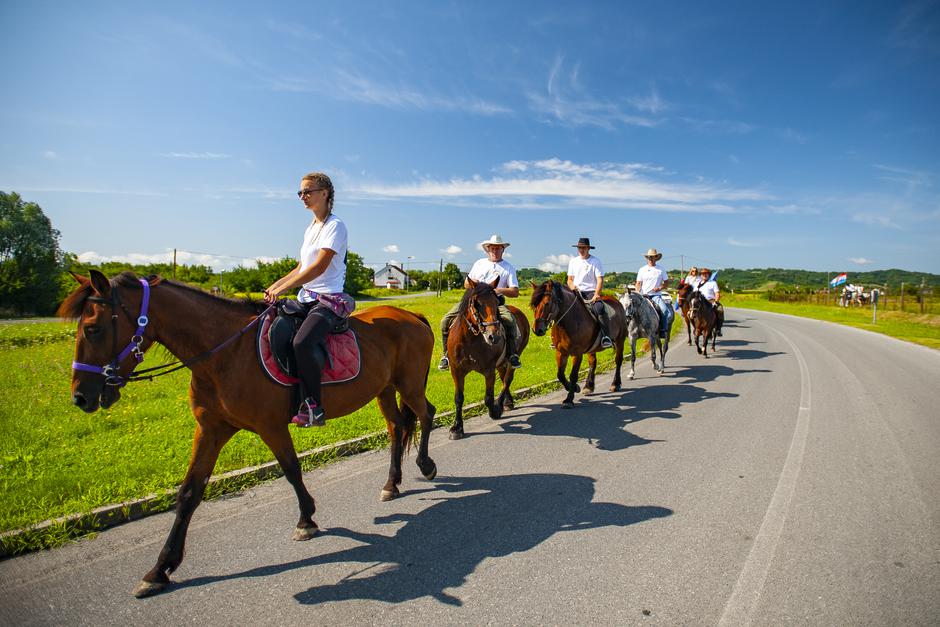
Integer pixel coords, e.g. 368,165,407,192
719,322,811,626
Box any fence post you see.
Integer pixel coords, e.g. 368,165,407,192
900,282,904,312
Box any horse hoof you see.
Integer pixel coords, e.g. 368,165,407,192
627,373,635,380
132,579,167,598
448,430,464,440
292,525,319,541
572,384,581,392
420,462,437,481
609,384,620,392
658,369,665,375
561,401,573,409
583,387,594,395
380,487,400,501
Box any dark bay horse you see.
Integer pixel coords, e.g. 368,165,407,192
446,279,530,439
689,290,718,358
619,288,667,378
59,271,438,597
530,280,626,408
676,282,694,345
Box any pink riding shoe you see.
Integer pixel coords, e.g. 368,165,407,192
291,398,326,427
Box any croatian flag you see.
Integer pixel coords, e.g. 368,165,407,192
830,273,847,287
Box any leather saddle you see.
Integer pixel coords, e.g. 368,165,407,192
256,300,360,387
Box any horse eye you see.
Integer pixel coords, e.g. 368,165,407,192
83,325,103,341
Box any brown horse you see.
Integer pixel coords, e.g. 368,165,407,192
446,279,530,439
530,280,626,408
688,289,718,357
675,282,694,345
59,271,438,598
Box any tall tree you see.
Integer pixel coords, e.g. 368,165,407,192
0,192,65,315
344,251,374,295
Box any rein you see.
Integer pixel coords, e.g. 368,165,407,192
464,296,501,336
543,288,578,329
72,279,274,387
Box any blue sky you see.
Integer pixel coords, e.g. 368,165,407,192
1,1,938,276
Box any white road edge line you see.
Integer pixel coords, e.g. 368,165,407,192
719,322,812,626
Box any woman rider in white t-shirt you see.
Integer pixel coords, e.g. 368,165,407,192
264,172,352,427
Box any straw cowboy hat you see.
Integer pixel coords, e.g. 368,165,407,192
644,248,663,261
479,234,510,251
572,237,595,249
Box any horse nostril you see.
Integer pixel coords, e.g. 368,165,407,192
72,392,86,408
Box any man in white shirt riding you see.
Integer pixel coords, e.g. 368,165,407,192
567,237,613,349
635,248,674,338
697,267,723,336
438,235,523,370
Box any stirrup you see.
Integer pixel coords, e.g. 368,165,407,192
292,398,325,428
600,335,613,349
508,354,522,369
438,355,450,371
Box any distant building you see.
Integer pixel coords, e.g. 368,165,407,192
373,263,410,289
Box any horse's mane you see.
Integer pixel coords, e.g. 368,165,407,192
57,271,267,320
457,281,497,318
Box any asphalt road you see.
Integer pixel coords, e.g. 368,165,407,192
1,309,938,625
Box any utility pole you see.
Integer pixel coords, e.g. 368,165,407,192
900,282,905,311
680,255,684,276
921,277,926,314
437,259,443,296
173,248,177,279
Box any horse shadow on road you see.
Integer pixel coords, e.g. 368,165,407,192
172,473,672,606
495,381,738,452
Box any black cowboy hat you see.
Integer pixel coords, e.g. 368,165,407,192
572,237,595,249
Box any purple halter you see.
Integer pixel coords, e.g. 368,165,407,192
72,278,151,387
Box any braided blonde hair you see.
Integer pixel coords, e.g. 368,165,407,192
302,172,334,212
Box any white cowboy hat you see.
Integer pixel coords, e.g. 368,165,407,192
644,248,663,260
480,234,510,251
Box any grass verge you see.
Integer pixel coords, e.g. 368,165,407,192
724,293,940,350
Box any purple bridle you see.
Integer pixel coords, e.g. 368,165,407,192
72,278,152,387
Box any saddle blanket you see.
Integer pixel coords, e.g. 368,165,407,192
257,310,361,387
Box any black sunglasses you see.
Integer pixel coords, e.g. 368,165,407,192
297,188,326,198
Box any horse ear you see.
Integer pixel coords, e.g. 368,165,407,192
89,269,111,297
467,278,478,288
530,281,538,289
69,271,90,285
489,277,499,289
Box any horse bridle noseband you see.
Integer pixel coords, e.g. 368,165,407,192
72,278,273,387
464,295,501,336
536,284,578,330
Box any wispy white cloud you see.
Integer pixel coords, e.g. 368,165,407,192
727,237,763,248
777,127,809,144
889,1,940,56
849,257,874,265
628,85,669,114
873,163,932,188
442,245,462,255
852,213,902,229
354,157,767,213
528,56,658,129
382,244,400,253
160,152,231,159
0,185,166,197
768,203,821,215
679,117,756,134
538,253,574,273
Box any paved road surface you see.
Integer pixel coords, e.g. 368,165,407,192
1,309,938,625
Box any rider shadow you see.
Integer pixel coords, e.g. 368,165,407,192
610,384,738,427
720,347,785,361
172,474,673,604
500,403,663,452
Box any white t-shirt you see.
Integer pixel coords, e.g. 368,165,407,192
568,255,604,292
636,264,668,295
297,214,347,301
699,280,720,301
468,258,518,289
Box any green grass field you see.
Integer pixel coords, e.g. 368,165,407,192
0,289,632,543
724,293,940,349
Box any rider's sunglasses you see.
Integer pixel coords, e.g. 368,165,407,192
297,188,326,198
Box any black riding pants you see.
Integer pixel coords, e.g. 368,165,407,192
292,303,338,405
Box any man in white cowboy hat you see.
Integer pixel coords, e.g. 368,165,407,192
635,248,674,337
438,234,523,370
567,237,613,349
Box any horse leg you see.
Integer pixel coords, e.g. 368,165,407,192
376,386,406,500
449,369,467,440
648,334,659,372
397,385,437,481
660,336,669,373
610,335,624,391
497,364,516,411
583,353,597,395
686,316,692,345
695,330,703,355
134,421,236,598
564,354,584,407
628,337,637,380
485,369,502,420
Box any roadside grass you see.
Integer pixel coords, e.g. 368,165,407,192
1,289,635,542
724,293,940,350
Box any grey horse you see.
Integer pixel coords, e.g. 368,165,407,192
619,288,668,378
